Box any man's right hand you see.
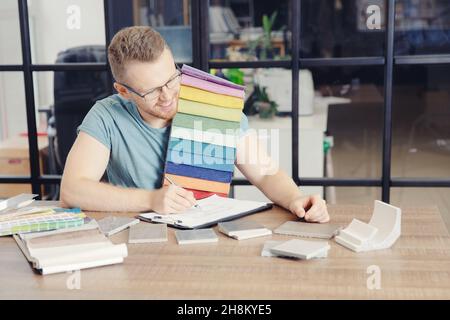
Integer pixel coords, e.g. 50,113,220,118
150,185,197,214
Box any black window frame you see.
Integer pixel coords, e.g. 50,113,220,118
1,0,450,201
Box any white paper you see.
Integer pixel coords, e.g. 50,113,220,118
140,195,269,228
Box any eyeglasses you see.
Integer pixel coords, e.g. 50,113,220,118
117,65,182,102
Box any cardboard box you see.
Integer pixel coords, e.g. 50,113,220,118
0,136,48,197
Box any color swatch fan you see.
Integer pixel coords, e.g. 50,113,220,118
165,65,245,199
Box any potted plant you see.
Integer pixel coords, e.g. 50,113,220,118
247,11,285,60
252,84,278,119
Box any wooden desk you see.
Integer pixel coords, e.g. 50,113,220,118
1,204,450,299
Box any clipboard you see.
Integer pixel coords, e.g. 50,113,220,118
137,195,273,229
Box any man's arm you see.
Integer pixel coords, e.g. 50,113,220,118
235,131,329,223
60,132,196,212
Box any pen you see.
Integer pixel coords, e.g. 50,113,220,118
164,176,201,209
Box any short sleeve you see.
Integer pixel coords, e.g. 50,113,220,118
239,112,249,138
77,102,112,150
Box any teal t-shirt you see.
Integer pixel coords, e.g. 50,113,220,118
77,94,248,190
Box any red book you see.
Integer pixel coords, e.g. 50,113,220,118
185,188,228,200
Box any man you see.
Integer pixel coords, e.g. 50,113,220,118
60,26,329,223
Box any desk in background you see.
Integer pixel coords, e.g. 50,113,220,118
0,204,449,299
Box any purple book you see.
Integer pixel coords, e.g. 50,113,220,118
181,64,245,91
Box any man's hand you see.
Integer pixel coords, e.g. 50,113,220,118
288,194,330,223
150,185,197,214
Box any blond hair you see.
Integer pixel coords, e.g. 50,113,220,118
108,26,167,81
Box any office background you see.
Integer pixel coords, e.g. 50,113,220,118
0,0,449,230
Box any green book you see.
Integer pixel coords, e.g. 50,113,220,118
173,112,241,133
178,99,243,122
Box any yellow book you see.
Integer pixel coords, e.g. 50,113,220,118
177,99,242,122
180,85,244,109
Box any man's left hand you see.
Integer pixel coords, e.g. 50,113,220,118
288,194,330,223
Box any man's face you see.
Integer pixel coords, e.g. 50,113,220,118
120,48,180,121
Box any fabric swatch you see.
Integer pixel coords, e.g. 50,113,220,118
166,148,235,172
178,99,242,122
181,73,245,99
168,137,236,160
165,161,233,183
180,85,244,109
164,173,231,194
184,188,228,200
173,112,241,132
181,64,245,90
170,125,237,148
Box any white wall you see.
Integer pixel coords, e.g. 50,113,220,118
0,0,25,140
0,0,106,140
29,0,106,109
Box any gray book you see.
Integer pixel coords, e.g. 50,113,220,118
218,220,272,240
274,221,342,239
261,240,285,257
175,228,218,245
128,223,167,244
98,216,139,237
270,239,330,260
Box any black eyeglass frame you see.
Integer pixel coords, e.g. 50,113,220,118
116,64,182,101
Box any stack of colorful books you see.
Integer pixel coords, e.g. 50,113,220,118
165,65,245,199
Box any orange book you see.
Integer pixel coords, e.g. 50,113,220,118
164,173,230,194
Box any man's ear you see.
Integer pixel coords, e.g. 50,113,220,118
113,82,129,98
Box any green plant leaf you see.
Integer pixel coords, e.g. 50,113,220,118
270,11,278,27
262,14,269,32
